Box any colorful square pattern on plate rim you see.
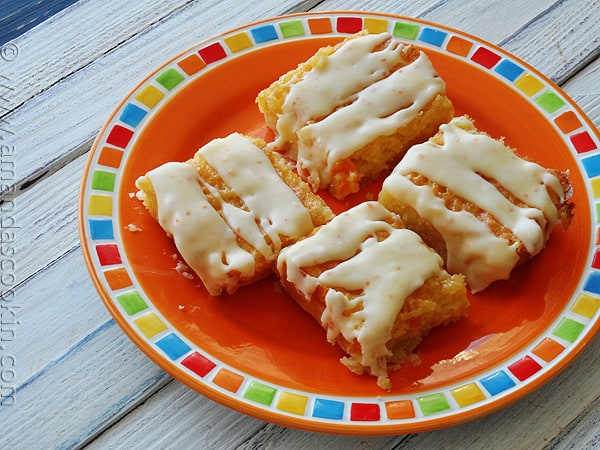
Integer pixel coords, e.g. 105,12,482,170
79,12,600,433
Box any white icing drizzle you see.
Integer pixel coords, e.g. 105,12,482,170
144,161,255,296
143,133,315,295
381,116,565,291
198,133,315,249
297,52,446,190
201,181,274,258
273,32,446,191
277,202,444,377
275,33,409,153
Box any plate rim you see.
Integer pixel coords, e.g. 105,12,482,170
78,10,600,435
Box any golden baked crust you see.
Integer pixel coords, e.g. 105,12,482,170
137,137,333,230
257,34,360,132
276,203,469,390
279,260,468,390
379,115,575,290
136,135,334,295
326,94,454,199
256,32,454,199
259,141,335,231
340,274,468,389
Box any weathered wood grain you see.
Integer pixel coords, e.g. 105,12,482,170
1,0,201,109
86,381,268,450
79,4,600,448
6,154,85,287
321,0,558,46
499,0,600,85
0,0,331,199
0,316,172,449
1,0,598,448
5,246,108,379
0,0,80,45
550,395,600,450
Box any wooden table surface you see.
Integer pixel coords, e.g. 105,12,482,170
1,0,599,448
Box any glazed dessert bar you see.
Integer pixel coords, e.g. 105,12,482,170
136,133,334,296
257,31,454,199
379,115,574,292
276,201,469,390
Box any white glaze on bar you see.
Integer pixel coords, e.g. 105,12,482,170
142,133,315,295
198,133,314,250
277,202,444,378
297,52,445,190
144,161,255,296
274,33,409,153
381,116,565,291
273,32,446,191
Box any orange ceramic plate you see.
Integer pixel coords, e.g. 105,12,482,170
79,12,600,434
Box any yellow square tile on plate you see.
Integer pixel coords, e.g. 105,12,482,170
133,312,168,338
225,32,253,52
88,195,112,216
572,293,600,318
134,85,165,109
277,392,309,415
451,383,486,407
514,73,545,96
363,18,389,34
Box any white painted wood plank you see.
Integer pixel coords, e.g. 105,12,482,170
500,0,600,85
5,247,110,383
0,0,340,197
313,0,441,18
0,0,203,108
564,56,600,97
236,423,402,450
85,381,267,450
82,54,600,448
562,57,600,129
563,57,600,129
421,0,558,45
550,397,600,450
571,91,600,130
319,0,558,47
0,318,171,449
7,154,85,286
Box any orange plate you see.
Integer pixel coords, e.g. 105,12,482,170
79,12,600,434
